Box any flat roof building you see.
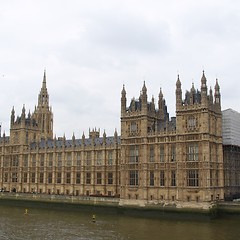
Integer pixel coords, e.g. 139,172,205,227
222,109,240,147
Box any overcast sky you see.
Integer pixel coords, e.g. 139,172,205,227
0,0,239,138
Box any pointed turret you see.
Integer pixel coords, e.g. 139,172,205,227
209,87,213,106
103,130,106,144
201,71,207,87
190,83,196,104
214,79,221,110
11,106,15,125
141,81,147,112
158,88,163,110
151,95,155,112
72,132,75,141
176,75,182,110
82,132,85,146
114,128,118,144
21,105,26,121
121,84,127,116
201,71,207,95
201,71,208,106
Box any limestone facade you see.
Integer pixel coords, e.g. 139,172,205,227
0,71,238,207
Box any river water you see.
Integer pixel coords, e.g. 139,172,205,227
0,203,239,240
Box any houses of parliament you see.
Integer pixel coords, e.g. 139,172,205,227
0,71,239,209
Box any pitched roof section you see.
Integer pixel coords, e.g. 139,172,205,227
30,136,121,150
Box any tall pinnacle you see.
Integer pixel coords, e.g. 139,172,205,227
38,70,49,108
42,69,47,89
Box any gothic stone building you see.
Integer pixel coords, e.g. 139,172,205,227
0,71,238,208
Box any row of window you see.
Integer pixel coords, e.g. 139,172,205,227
3,172,114,185
129,170,199,187
1,151,116,167
129,144,200,163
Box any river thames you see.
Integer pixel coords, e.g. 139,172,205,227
0,203,240,240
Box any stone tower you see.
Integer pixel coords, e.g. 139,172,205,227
120,82,174,206
175,72,224,203
120,72,224,207
10,105,39,145
32,70,53,140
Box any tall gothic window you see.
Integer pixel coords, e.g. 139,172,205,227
129,145,139,163
39,172,44,183
96,151,102,165
171,170,176,186
48,173,52,184
23,173,28,183
129,170,138,186
11,172,18,182
187,170,199,187
57,172,61,184
48,153,53,167
4,173,8,182
150,171,154,186
32,154,36,167
31,172,36,183
66,173,71,184
76,172,81,184
96,172,102,184
171,144,176,162
23,155,28,167
86,172,91,184
160,145,164,162
76,152,81,167
40,154,44,167
108,172,113,185
86,152,91,166
187,143,198,161
150,146,154,162
108,151,113,165
57,153,62,167
160,170,165,186
66,153,72,167
12,155,19,167
130,122,137,133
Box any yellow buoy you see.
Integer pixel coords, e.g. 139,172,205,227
24,209,28,215
92,214,96,222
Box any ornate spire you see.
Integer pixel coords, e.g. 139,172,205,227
72,132,75,141
42,69,47,89
201,70,207,86
121,84,126,97
215,79,220,92
82,132,85,145
141,81,147,107
209,87,213,104
191,83,195,92
28,110,31,119
176,75,182,109
142,81,147,94
121,84,127,115
11,106,15,125
214,79,221,106
159,88,163,99
21,104,26,118
176,74,181,88
158,88,164,110
38,70,49,108
114,128,118,143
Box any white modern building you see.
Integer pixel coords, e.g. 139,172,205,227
222,109,240,147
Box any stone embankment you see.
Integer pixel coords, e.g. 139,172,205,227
0,192,119,207
1,192,240,217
